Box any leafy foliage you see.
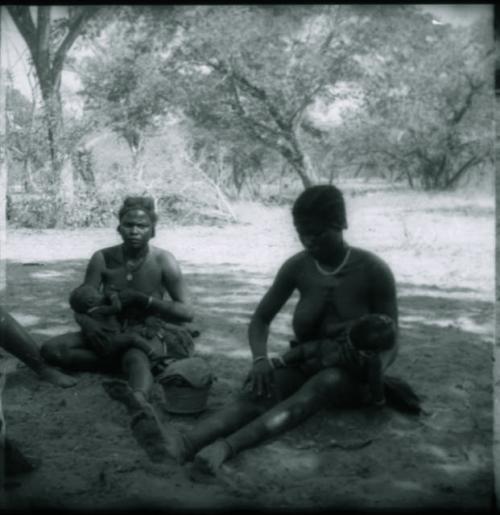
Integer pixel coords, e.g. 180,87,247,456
331,17,494,189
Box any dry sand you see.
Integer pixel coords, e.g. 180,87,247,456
1,189,494,510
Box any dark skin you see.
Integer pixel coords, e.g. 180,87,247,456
41,209,193,407
249,220,398,398
73,291,165,361
164,216,398,474
0,306,76,388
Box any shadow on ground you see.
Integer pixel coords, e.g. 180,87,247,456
1,259,493,510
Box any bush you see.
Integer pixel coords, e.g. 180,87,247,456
7,191,235,229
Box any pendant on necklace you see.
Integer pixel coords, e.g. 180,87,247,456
126,272,133,281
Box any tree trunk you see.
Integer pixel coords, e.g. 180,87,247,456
7,5,99,202
129,139,145,185
22,158,36,193
289,152,315,189
0,11,7,292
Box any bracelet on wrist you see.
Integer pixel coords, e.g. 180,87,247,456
253,356,268,365
145,295,153,309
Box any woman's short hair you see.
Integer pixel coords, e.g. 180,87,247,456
118,196,158,236
292,185,347,229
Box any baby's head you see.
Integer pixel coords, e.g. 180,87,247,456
349,314,396,352
69,285,106,314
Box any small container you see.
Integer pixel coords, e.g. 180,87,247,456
157,356,213,414
161,383,211,414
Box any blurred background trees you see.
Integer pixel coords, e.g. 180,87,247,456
1,4,494,227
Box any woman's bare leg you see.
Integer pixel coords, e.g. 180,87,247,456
102,348,169,463
0,307,76,387
122,348,154,405
40,332,102,372
163,367,307,464
193,367,362,475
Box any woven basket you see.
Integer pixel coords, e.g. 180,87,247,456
161,383,211,414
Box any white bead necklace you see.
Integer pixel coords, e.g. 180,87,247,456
314,247,351,276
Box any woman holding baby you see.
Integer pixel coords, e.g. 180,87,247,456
40,197,195,458
4,186,409,474
161,184,403,478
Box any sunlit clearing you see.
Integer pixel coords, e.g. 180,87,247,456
30,270,68,280
34,325,77,337
8,313,40,327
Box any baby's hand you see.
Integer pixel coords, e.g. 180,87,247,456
270,356,286,369
108,292,122,312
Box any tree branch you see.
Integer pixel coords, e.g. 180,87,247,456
208,58,291,134
446,154,484,188
36,6,50,71
228,76,291,149
449,75,484,126
52,6,100,78
6,6,37,53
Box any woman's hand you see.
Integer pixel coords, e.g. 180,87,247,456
118,288,146,308
249,358,275,398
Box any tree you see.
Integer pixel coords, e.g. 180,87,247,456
6,85,50,192
0,8,7,291
78,10,175,183
334,16,494,190
6,6,99,196
160,5,441,188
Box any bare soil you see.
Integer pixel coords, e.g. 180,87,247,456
1,189,494,510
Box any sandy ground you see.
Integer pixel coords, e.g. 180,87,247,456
0,188,495,510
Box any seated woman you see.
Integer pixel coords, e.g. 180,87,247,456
40,196,194,460
0,306,76,387
162,185,400,476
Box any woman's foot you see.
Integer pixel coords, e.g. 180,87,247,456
163,429,193,465
191,440,232,477
102,380,144,414
102,380,171,463
38,365,76,388
130,405,170,463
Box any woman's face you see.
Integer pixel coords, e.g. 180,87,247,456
294,217,343,261
118,209,153,249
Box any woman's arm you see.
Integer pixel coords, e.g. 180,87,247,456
248,258,297,397
82,251,105,289
120,250,194,323
367,256,399,369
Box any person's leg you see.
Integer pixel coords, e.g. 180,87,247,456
163,366,307,464
40,331,102,372
102,348,169,463
121,348,154,407
0,307,76,387
193,367,363,475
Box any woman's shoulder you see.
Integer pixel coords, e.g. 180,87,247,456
349,246,393,273
279,251,310,274
284,250,309,265
149,245,175,261
148,246,183,273
92,245,121,263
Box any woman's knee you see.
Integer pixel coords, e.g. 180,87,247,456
41,332,85,363
41,341,69,365
122,348,149,371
